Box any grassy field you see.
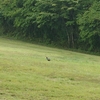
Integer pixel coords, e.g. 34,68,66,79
0,37,100,100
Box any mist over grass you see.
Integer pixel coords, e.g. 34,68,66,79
0,37,100,100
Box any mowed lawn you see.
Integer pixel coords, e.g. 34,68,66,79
0,37,100,100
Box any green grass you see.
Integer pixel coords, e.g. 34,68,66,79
0,37,100,100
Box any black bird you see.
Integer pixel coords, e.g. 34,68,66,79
46,57,51,61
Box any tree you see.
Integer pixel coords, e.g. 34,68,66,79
78,1,100,51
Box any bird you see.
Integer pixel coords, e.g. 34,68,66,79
46,57,51,61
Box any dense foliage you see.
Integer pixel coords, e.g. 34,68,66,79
0,0,100,52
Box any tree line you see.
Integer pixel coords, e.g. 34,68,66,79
0,0,100,52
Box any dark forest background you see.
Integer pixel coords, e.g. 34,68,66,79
0,0,100,52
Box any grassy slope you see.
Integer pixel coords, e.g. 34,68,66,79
0,37,100,100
